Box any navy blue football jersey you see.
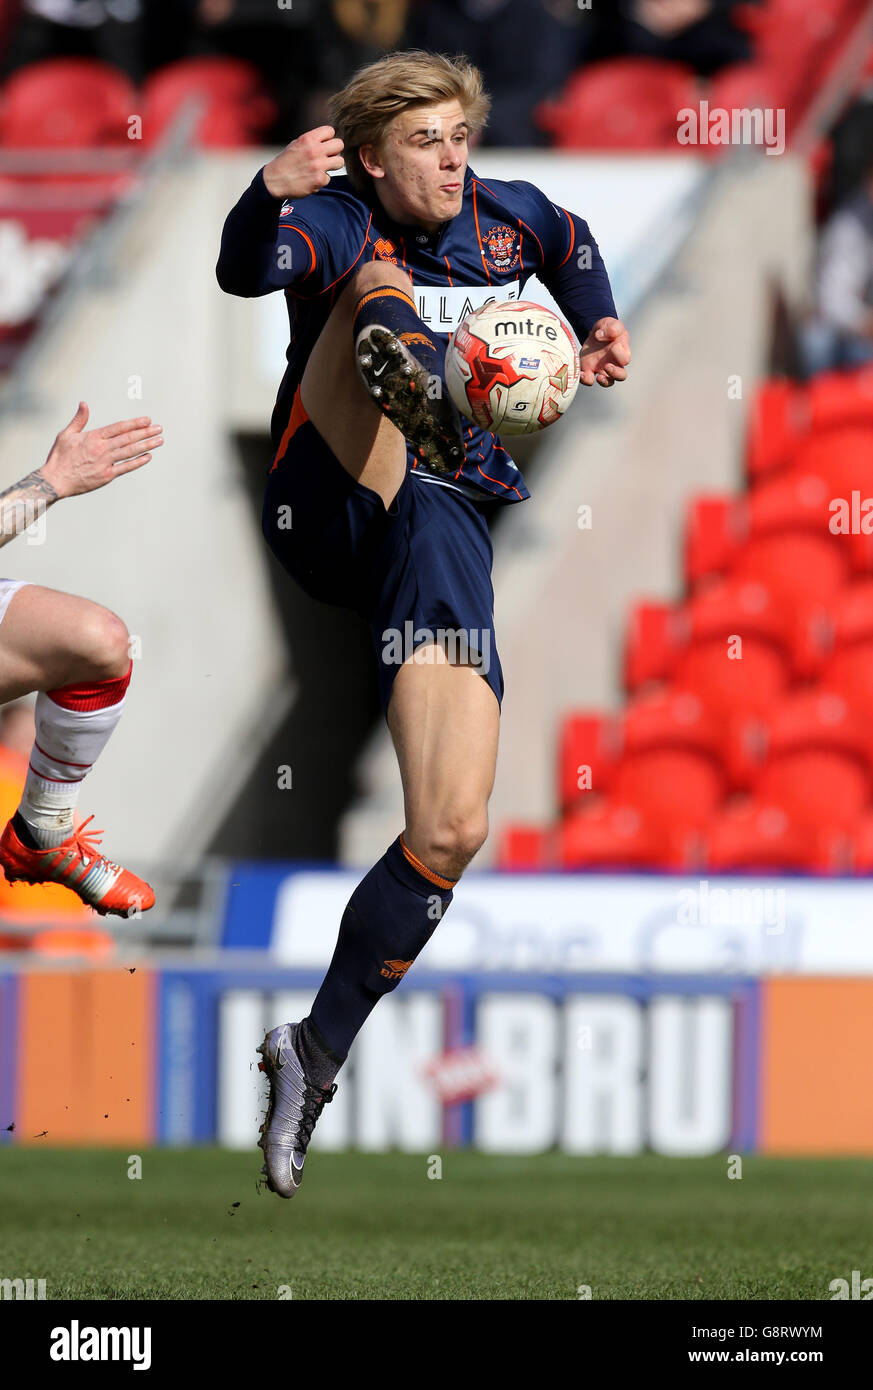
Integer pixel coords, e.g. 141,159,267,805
217,163,617,504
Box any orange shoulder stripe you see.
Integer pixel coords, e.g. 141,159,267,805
557,207,575,268
278,224,317,279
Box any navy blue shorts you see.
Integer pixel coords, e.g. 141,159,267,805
262,389,503,715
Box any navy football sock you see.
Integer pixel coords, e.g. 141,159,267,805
352,284,446,382
295,1017,345,1090
306,834,456,1067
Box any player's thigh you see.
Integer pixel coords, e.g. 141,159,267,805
298,266,410,508
0,584,129,701
387,645,500,872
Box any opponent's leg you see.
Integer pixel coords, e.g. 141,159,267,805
0,584,154,916
0,583,129,703
258,649,497,1198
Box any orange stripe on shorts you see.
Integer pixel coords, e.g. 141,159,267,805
270,387,309,473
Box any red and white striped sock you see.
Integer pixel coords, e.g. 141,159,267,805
17,662,132,848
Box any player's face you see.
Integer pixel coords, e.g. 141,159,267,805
364,100,469,232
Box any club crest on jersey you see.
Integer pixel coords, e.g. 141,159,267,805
373,236,398,264
279,200,294,217
483,224,519,272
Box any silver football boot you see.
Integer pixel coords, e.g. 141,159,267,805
256,1023,337,1199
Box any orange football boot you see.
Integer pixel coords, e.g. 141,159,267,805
0,814,155,917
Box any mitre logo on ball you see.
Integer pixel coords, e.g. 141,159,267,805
445,299,580,435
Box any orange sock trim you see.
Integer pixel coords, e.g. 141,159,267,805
400,833,457,890
355,286,416,315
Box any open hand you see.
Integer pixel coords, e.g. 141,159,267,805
39,402,163,499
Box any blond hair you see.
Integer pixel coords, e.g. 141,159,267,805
329,49,490,197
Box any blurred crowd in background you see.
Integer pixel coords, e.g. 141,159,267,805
2,1,764,144
0,1,871,375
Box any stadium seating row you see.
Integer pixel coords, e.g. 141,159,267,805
0,55,273,149
500,366,873,874
535,0,868,152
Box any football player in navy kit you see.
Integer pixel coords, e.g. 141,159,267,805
217,49,630,1198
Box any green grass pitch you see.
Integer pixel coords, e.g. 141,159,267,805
0,1148,868,1300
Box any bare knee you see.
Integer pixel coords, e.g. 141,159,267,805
411,809,489,882
67,606,130,682
344,259,413,304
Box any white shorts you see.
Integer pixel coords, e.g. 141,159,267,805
0,578,28,626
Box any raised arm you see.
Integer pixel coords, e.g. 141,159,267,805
0,401,162,550
216,126,345,297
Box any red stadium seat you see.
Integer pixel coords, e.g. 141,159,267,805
746,379,809,481
535,59,694,150
760,689,873,770
685,578,795,655
626,579,800,698
757,750,870,828
850,813,873,872
559,801,673,869
0,59,136,146
624,600,681,691
749,470,832,535
142,58,275,148
686,476,869,592
677,585,838,779
497,824,553,871
684,495,746,586
622,687,722,765
559,748,723,870
705,800,850,873
707,61,801,119
752,0,858,85
557,711,620,811
749,471,873,576
814,581,873,669
789,426,873,492
612,749,724,825
673,639,790,726
624,682,764,787
821,641,873,707
732,532,849,606
695,572,830,684
808,367,873,433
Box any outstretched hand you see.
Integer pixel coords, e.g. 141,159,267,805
39,402,163,499
579,317,631,388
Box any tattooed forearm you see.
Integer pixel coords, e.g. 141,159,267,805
0,468,59,549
